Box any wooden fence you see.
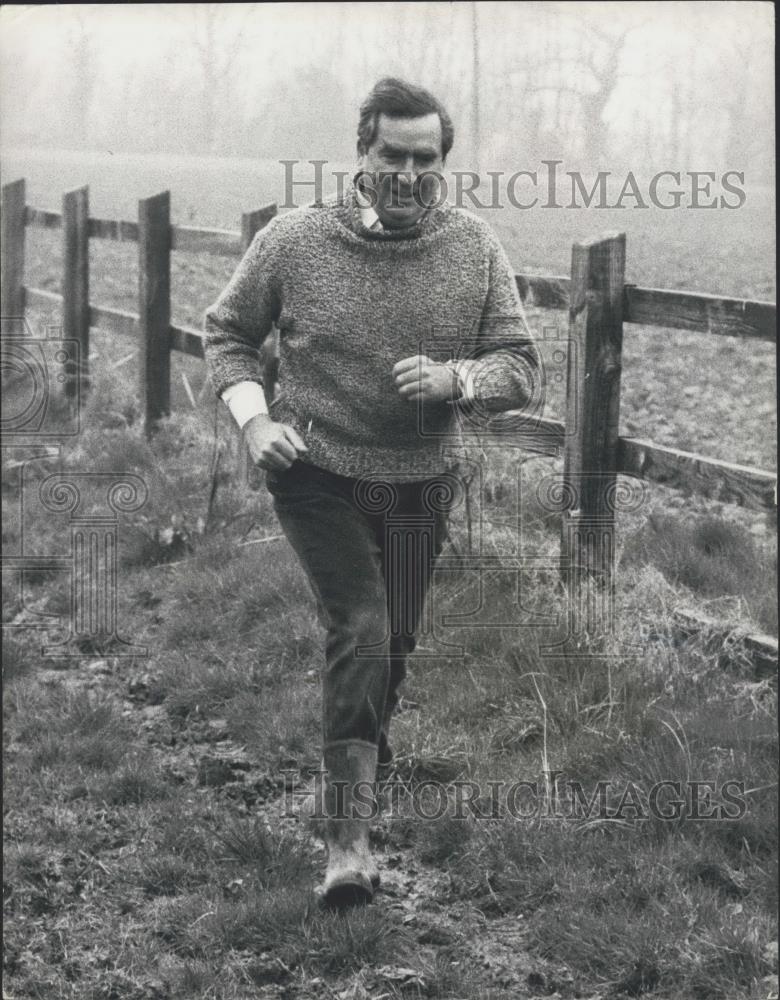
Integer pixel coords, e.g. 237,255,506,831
2,177,777,615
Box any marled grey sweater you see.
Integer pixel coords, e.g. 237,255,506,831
203,185,542,478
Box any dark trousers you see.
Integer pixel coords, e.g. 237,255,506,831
266,461,453,754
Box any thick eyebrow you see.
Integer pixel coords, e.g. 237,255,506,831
378,140,439,158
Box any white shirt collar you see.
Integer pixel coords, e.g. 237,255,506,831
355,183,381,230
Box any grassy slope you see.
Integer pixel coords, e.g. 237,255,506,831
3,332,777,1000
2,150,778,999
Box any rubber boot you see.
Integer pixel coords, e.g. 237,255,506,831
297,758,381,891
321,742,379,909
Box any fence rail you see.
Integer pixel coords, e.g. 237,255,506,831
518,274,776,342
2,176,777,670
2,180,777,523
24,201,272,257
21,201,778,343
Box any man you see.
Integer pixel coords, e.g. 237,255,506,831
204,78,542,909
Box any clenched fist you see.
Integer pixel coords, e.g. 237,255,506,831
392,355,459,404
244,413,308,471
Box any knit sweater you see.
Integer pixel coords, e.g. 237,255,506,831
203,185,542,478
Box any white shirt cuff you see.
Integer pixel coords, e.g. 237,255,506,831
221,380,268,428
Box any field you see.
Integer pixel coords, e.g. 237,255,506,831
2,148,778,1000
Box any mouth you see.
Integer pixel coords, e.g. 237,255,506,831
387,195,419,210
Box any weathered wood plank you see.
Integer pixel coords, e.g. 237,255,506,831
512,274,775,342
486,413,565,455
618,437,776,512
28,293,204,361
624,285,775,341
241,203,277,251
171,225,242,256
170,323,205,360
89,219,249,254
88,217,139,242
483,423,776,513
2,180,26,320
138,192,171,436
23,286,62,308
25,289,139,343
88,304,138,339
562,232,626,584
672,608,777,679
515,273,570,309
25,206,62,230
62,186,90,398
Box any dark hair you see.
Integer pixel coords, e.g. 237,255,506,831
357,77,454,160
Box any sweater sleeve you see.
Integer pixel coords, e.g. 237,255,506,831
202,221,283,399
462,232,544,417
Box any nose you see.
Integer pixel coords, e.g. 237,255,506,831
397,157,416,183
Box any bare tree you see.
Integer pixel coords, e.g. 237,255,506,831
716,29,761,167
516,8,646,164
178,4,248,153
471,1,481,171
576,21,632,163
60,8,97,146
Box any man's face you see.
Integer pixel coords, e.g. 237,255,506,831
359,112,444,229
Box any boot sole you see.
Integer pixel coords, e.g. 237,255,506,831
322,877,374,910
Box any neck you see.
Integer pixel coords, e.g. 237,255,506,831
344,181,444,242
354,174,427,230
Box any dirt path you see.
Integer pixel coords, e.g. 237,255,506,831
9,654,602,1000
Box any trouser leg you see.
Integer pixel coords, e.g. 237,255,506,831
266,465,459,907
373,480,452,766
267,465,391,748
268,466,452,755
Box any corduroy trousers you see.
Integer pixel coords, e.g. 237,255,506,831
266,460,453,758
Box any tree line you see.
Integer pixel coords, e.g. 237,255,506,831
0,3,772,180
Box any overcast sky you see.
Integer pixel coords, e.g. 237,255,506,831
0,2,773,175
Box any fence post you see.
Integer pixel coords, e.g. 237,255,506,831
241,203,277,252
1,178,26,323
138,191,171,437
63,186,90,399
561,232,626,596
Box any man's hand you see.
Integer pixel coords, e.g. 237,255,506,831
244,413,308,471
393,355,459,403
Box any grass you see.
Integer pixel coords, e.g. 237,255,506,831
2,379,776,999
9,685,130,773
622,513,777,635
370,551,777,998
